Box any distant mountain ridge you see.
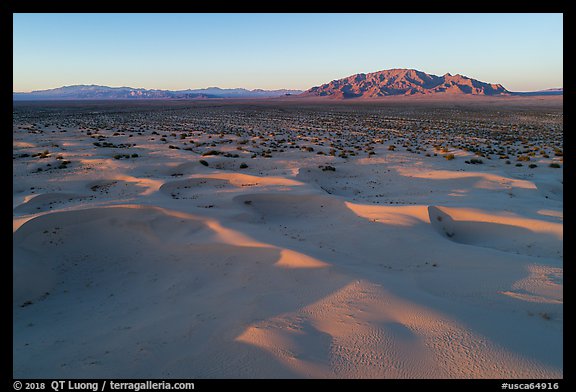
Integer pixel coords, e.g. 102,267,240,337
13,85,303,100
13,75,562,101
513,88,563,96
300,69,511,98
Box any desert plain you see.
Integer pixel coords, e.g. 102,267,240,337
13,96,563,378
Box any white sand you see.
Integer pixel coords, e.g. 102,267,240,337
13,114,562,378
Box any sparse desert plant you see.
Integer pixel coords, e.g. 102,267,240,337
239,163,248,169
444,154,455,161
388,145,396,151
529,164,537,168
469,158,483,164
199,160,209,166
58,160,71,169
549,163,561,168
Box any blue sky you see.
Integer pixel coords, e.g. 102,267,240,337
13,13,563,92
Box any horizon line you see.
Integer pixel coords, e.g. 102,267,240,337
13,83,564,95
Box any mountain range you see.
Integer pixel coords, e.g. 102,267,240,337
12,85,303,100
301,68,510,98
13,69,562,100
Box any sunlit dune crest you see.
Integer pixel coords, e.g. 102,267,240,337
537,209,563,220
432,206,562,239
396,167,538,190
275,249,330,269
345,202,430,226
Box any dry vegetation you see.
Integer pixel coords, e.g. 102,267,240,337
13,99,563,173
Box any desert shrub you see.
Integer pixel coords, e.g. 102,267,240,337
549,163,561,168
202,150,221,156
540,312,552,320
239,163,248,169
131,153,139,158
444,154,455,161
515,163,523,167
529,164,538,168
388,145,396,151
199,160,209,166
517,155,530,162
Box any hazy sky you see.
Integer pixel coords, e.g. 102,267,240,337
13,13,563,92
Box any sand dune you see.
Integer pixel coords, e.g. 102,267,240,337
428,206,562,258
13,101,562,378
14,192,90,214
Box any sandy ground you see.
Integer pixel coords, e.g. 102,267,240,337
13,101,562,378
